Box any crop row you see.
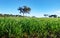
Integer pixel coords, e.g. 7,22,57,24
0,17,60,38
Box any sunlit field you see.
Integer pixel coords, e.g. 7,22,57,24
0,17,60,38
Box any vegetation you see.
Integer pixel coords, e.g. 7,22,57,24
18,6,31,16
0,14,22,17
44,14,48,17
0,17,60,38
49,15,57,18
44,14,58,18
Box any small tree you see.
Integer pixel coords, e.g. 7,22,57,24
18,6,31,16
44,14,48,17
49,15,57,18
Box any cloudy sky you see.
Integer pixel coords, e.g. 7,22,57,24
0,0,60,17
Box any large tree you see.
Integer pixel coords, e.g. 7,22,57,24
18,6,31,16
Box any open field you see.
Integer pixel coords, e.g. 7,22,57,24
0,17,60,38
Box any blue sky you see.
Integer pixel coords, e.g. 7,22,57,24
0,0,60,17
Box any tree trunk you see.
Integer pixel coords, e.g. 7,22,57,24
23,13,24,17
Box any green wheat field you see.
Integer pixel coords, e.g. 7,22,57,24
0,17,60,38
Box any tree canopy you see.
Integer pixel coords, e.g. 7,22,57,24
18,6,31,16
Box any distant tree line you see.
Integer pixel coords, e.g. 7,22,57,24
0,14,22,17
49,15,57,18
44,14,60,18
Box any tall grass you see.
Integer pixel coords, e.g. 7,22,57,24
0,17,60,38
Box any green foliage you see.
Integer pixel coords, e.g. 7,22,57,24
18,6,31,16
0,17,60,38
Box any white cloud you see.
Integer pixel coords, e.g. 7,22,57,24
51,10,60,16
44,10,60,17
54,11,60,16
26,10,60,17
